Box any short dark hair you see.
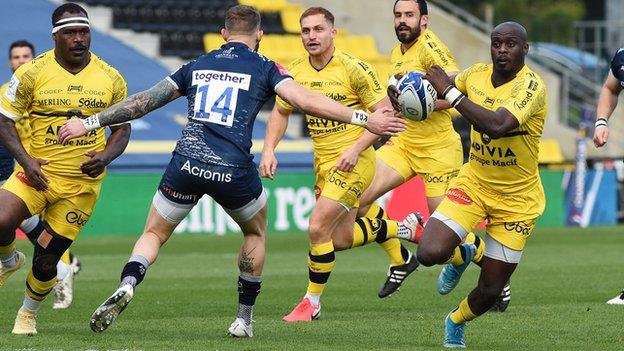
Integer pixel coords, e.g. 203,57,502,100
393,0,428,15
52,2,88,26
224,5,261,34
300,7,335,26
9,40,35,59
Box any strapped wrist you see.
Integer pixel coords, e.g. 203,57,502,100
81,114,101,131
595,117,608,128
444,87,464,107
351,109,368,126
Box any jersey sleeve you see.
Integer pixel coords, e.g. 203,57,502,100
421,37,459,73
111,72,128,104
454,65,473,95
0,68,34,121
267,61,293,92
349,59,386,110
499,75,546,126
167,61,194,96
271,61,294,111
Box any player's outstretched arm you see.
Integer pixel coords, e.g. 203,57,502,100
80,123,131,178
594,72,621,147
275,80,405,136
335,99,390,172
58,79,181,144
0,114,49,190
259,104,291,180
426,65,519,138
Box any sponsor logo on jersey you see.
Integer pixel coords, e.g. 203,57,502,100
325,92,347,102
274,62,290,77
79,97,108,108
68,85,83,93
160,184,198,203
15,171,34,188
504,221,533,236
446,188,472,205
181,160,232,183
528,80,539,91
192,70,251,90
66,209,90,227
311,81,323,88
39,89,63,95
484,97,494,106
514,90,533,110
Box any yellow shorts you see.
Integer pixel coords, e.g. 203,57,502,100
315,147,375,208
376,134,463,197
2,171,102,240
435,168,545,250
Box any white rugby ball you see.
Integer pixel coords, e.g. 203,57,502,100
396,71,437,121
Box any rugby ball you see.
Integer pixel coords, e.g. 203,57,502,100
395,71,437,121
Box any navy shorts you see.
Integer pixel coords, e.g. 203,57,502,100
0,148,15,182
158,152,263,210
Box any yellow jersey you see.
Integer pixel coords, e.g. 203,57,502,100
390,28,459,148
276,49,386,161
0,81,31,149
454,63,547,194
0,49,127,183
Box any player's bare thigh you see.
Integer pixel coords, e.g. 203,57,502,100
357,158,405,216
0,189,31,235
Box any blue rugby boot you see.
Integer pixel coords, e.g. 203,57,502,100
438,243,475,295
443,312,466,348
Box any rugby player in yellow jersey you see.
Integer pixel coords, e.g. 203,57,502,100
260,7,419,322
418,22,547,348
0,3,130,335
1,39,82,311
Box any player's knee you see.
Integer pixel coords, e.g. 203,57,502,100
416,244,446,267
307,220,328,242
331,233,352,251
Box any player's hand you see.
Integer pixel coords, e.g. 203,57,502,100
387,73,404,112
335,147,360,172
593,126,609,148
81,151,111,178
58,118,88,145
366,107,406,136
425,65,454,96
259,150,278,180
22,157,50,191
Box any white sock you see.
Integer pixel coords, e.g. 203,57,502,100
304,293,320,306
0,251,17,268
57,260,70,280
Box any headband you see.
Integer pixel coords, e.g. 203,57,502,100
52,17,90,34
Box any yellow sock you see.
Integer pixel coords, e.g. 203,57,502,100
450,297,477,324
26,269,57,302
307,241,335,295
366,204,408,266
463,233,485,264
444,245,466,265
352,217,381,247
0,240,16,254
60,250,71,265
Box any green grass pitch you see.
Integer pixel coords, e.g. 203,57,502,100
1,227,623,350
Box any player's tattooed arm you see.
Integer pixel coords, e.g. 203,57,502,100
238,247,256,274
98,79,181,126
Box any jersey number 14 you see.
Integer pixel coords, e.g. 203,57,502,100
192,70,251,127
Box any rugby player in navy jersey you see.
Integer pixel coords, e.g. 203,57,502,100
58,5,404,337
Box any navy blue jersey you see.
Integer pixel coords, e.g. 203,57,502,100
611,48,624,85
167,42,292,167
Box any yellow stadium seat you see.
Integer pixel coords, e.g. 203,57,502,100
239,0,288,12
203,33,225,52
280,4,304,34
539,139,565,164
